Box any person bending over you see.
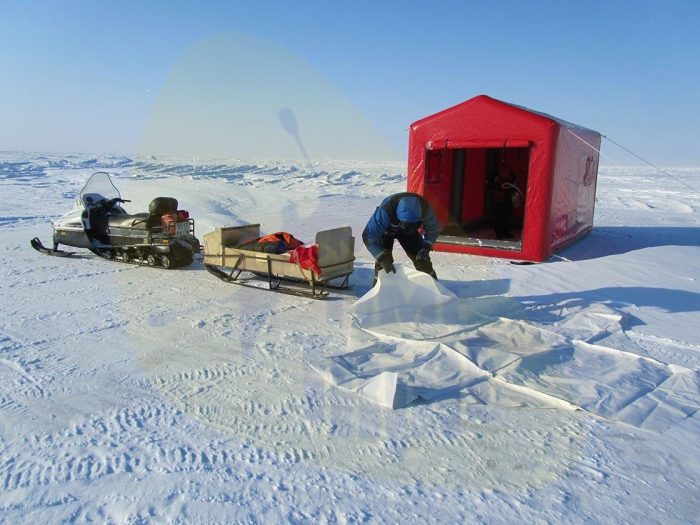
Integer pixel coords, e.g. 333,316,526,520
362,192,441,285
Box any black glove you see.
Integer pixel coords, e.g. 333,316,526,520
377,250,396,274
416,243,432,261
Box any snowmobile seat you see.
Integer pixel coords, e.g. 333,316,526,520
108,196,178,232
108,213,151,230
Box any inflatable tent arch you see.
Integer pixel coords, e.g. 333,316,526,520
407,95,601,262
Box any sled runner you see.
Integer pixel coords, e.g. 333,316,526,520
203,224,355,299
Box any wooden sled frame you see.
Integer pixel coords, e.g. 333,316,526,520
203,224,355,299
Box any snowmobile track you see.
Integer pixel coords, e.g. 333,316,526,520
31,237,193,270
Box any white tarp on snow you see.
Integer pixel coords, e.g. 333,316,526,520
313,266,700,431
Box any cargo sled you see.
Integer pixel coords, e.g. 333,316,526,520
203,224,355,299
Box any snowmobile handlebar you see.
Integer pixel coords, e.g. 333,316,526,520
102,197,130,207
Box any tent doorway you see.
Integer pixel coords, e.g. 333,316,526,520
423,145,530,250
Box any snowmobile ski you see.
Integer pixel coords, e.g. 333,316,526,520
30,237,75,257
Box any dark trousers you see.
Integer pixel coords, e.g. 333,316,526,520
364,231,437,283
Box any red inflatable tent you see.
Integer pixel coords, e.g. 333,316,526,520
408,95,601,262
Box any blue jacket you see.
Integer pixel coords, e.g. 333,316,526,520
363,192,441,258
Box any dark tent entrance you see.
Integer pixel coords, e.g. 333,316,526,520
423,142,531,250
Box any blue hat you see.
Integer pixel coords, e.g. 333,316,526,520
396,196,422,223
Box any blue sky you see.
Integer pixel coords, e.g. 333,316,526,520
1,1,699,165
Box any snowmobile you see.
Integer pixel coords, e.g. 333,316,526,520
31,171,200,269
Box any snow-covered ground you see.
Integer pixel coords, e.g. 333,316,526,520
1,152,699,523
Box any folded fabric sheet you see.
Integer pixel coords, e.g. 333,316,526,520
313,265,700,431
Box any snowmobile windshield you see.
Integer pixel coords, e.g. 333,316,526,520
79,172,121,207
